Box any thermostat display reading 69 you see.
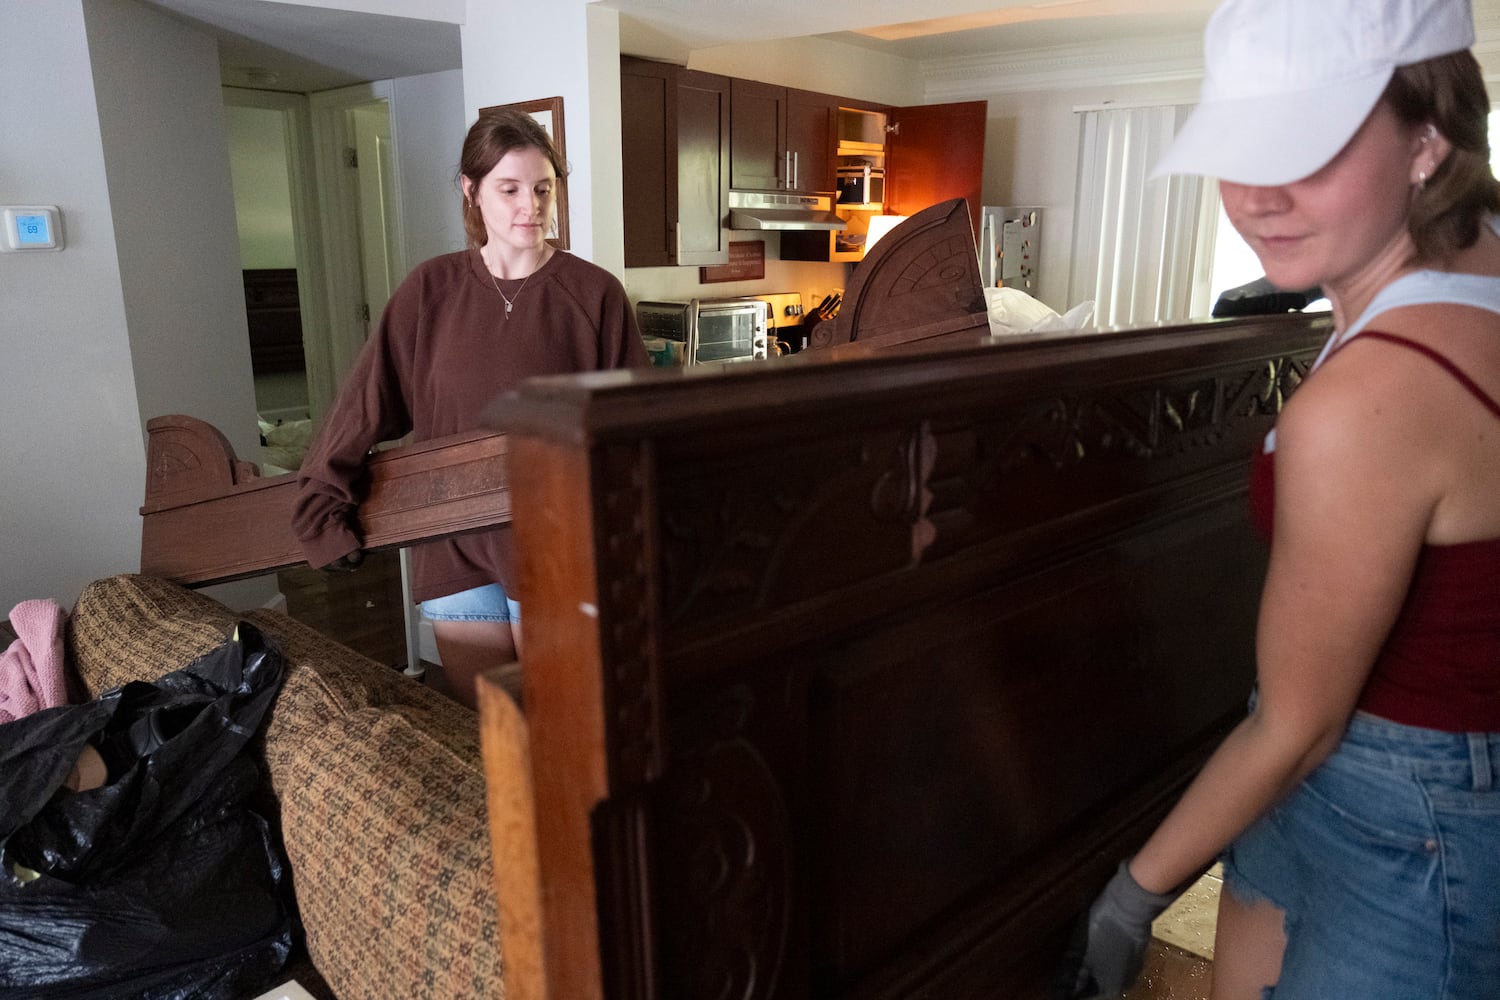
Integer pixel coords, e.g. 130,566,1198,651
2,206,63,252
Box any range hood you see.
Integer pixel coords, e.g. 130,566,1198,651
728,190,847,231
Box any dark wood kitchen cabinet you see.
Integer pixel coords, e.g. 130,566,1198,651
783,99,988,263
786,88,838,192
885,99,989,245
730,79,838,193
621,57,731,267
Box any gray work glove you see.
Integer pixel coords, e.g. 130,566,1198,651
1058,860,1180,999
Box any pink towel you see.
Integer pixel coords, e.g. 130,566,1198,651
0,599,69,724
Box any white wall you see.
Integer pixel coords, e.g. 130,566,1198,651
462,0,615,267
0,0,270,613
390,69,469,265
981,78,1203,312
88,0,271,613
89,0,261,457
690,36,924,107
228,106,298,268
0,1,142,613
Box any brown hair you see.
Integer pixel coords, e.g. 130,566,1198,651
457,108,568,248
1384,50,1500,262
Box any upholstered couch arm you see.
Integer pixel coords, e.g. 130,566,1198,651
68,574,503,1000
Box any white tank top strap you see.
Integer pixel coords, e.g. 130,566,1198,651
1278,216,1500,453
1313,275,1500,371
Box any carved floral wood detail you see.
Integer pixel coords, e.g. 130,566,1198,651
597,444,663,787
653,685,790,1000
654,354,1311,627
822,198,988,348
658,428,935,626
143,414,259,508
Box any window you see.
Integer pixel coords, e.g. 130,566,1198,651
1068,104,1220,327
1207,204,1268,308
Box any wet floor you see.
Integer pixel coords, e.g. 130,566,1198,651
1124,866,1219,999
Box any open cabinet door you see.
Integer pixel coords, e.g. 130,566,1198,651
885,100,987,247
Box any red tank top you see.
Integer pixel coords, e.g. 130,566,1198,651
1249,331,1500,732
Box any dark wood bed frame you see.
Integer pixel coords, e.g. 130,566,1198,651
140,203,1329,999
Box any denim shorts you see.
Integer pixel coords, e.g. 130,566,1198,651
419,583,520,624
1222,705,1500,1000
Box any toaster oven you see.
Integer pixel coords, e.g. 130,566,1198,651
636,298,769,365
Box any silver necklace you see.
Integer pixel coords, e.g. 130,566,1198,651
489,270,532,318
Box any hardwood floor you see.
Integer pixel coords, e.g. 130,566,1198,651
1127,941,1214,999
276,549,413,669
1126,867,1219,1000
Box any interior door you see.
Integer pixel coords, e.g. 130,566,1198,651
885,100,988,244
308,84,404,404
351,101,399,333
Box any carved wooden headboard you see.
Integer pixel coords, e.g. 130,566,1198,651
483,311,1330,998
811,197,990,353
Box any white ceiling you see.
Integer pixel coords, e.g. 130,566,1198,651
137,0,1500,96
614,0,1215,59
139,0,463,92
139,0,1220,94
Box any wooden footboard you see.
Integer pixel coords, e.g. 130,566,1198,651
138,415,512,585
486,312,1329,999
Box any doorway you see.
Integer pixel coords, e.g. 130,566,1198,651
224,87,323,437
225,83,420,671
224,84,404,432
308,83,405,418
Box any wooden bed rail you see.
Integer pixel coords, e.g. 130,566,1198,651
139,414,512,586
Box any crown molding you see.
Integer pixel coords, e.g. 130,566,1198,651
921,10,1500,102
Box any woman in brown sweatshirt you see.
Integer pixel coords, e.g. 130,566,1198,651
293,108,647,708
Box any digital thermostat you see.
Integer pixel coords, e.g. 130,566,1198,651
1,206,63,252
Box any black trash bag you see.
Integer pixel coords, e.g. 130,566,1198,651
0,621,295,999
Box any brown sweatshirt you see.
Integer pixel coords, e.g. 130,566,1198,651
292,247,647,602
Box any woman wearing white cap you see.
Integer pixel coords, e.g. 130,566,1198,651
1063,1,1500,998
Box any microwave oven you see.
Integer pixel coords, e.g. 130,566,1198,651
636,298,768,365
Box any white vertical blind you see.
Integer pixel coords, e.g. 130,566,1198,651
1069,105,1219,327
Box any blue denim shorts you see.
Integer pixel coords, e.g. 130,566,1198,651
1222,706,1500,999
419,583,520,624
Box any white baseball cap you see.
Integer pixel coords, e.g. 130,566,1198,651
1152,0,1475,185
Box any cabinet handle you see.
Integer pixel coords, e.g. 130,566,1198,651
792,151,799,189
675,221,682,260
783,150,791,190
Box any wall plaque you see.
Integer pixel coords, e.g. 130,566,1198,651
699,240,765,284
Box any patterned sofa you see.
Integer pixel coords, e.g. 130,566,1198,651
66,573,503,1000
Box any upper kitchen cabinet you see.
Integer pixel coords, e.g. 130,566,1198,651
785,88,840,193
884,100,988,247
730,79,840,193
621,57,731,267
